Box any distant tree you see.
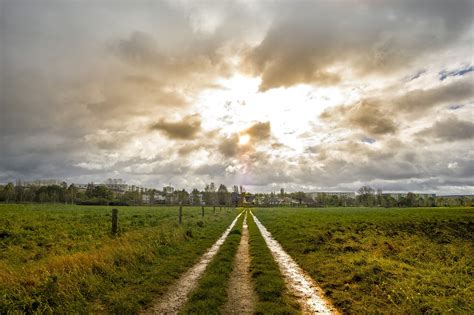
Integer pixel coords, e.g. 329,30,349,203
121,191,140,204
90,186,114,200
292,191,306,206
357,186,375,207
405,192,417,207
14,185,26,203
204,183,217,205
376,189,383,206
382,195,397,208
177,189,189,205
217,184,228,205
67,184,78,204
190,188,201,205
315,193,327,207
328,195,339,207
398,196,408,207
4,183,15,203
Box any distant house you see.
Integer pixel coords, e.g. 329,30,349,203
306,192,356,200
189,192,203,205
243,195,255,205
21,179,62,187
73,183,89,192
104,178,128,194
155,193,166,204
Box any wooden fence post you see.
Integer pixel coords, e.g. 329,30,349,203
179,203,183,224
111,208,118,235
213,205,216,213
201,205,204,218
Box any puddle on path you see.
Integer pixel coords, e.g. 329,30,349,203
222,212,255,314
251,212,339,315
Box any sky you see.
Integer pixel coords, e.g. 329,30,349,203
0,0,473,194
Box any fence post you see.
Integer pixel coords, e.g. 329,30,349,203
213,205,216,213
201,205,204,218
179,202,183,224
111,208,118,235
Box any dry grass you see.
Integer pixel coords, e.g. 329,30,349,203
0,204,237,313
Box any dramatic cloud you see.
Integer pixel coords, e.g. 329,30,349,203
243,0,474,91
243,122,271,142
1,0,473,194
395,79,474,115
416,117,474,142
150,114,202,140
321,77,473,137
321,101,398,136
111,31,231,84
218,135,239,158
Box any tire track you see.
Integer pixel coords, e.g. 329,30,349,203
250,211,339,314
141,212,243,315
222,211,255,314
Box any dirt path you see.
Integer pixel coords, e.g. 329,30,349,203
251,212,339,315
222,212,255,314
141,212,243,315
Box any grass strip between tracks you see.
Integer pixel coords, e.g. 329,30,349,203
180,212,245,314
247,212,300,314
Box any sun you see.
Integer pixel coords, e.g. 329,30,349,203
239,134,250,145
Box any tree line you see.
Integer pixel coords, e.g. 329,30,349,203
0,182,471,207
0,182,236,206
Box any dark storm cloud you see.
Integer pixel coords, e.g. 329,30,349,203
416,117,474,142
243,0,474,90
150,114,202,140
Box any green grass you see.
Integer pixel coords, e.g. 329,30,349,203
252,207,474,314
247,211,300,314
0,204,237,313
181,212,244,314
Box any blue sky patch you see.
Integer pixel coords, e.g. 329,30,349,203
449,104,464,110
407,69,426,81
362,137,376,144
439,65,474,81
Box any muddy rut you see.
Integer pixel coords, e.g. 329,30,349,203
222,212,255,314
251,212,339,314
142,212,242,315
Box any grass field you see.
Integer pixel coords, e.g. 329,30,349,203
0,204,237,313
252,207,474,314
2,204,473,314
